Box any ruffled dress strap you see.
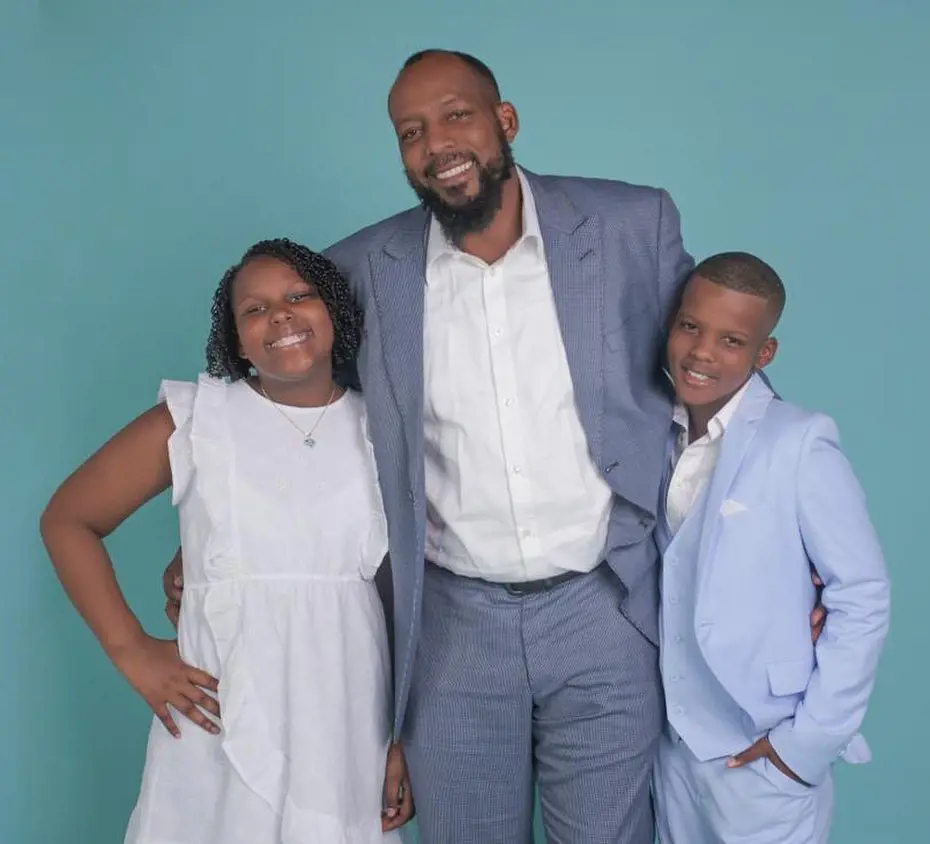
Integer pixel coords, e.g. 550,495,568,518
157,379,197,505
352,392,389,578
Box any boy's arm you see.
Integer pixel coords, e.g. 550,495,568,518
767,414,891,786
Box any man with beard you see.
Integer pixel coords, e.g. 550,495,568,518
163,49,781,842
337,51,687,844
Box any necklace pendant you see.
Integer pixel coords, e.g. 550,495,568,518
303,434,316,448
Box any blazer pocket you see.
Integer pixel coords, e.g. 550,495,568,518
766,657,813,696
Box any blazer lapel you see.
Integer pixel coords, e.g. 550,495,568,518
527,171,606,464
367,210,429,479
697,374,775,577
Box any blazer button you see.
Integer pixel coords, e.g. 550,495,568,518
407,490,415,502
604,461,619,474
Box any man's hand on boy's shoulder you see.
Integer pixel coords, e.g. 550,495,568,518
810,568,826,643
726,735,811,787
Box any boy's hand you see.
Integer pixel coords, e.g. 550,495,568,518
727,735,810,786
382,742,415,831
163,548,184,628
111,634,220,738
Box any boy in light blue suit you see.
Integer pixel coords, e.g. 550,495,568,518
652,252,890,843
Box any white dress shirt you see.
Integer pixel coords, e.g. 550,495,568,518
666,379,752,535
422,168,612,582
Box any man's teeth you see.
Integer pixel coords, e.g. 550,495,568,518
436,161,473,180
271,332,308,349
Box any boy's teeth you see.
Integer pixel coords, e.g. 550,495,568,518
687,369,710,382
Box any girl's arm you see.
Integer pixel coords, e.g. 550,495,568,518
41,403,220,737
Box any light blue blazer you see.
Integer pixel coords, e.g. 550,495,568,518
658,374,891,786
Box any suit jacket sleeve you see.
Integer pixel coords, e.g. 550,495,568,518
656,189,694,331
768,414,891,785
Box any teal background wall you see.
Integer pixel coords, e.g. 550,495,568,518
2,2,927,841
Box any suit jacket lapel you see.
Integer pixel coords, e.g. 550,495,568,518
697,374,775,577
367,209,429,480
527,171,606,464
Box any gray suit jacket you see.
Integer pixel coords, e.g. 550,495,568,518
325,170,694,733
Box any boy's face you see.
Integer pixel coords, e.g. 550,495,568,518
667,275,778,416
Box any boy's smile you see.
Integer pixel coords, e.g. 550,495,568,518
667,275,778,434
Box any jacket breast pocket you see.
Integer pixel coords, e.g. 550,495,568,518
766,657,813,697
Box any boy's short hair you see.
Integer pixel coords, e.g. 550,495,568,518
689,251,786,324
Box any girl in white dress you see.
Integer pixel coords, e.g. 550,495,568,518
41,239,413,843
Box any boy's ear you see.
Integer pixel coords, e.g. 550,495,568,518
755,336,778,370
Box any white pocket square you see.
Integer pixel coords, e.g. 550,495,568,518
720,499,748,517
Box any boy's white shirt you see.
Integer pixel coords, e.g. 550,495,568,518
667,378,753,534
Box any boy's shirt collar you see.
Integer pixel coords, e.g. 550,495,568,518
672,375,755,448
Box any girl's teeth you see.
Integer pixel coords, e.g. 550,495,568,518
272,333,307,348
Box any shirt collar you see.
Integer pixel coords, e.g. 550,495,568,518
425,166,542,278
672,376,753,445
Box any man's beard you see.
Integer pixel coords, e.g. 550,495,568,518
406,131,516,245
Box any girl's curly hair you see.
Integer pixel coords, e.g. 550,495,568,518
205,238,362,388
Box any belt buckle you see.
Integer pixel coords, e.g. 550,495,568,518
503,581,532,596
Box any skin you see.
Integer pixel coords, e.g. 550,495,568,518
41,257,413,830
666,276,812,786
666,274,778,441
388,52,522,265
232,256,341,407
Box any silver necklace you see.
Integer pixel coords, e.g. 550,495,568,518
259,383,337,448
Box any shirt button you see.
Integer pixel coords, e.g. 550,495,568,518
669,596,679,605
519,528,532,539
494,327,503,337
674,635,683,643
674,706,685,715
504,398,514,407
512,466,522,475
669,674,680,682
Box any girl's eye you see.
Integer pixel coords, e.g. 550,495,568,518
290,289,318,302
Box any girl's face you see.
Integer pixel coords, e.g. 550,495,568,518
231,256,335,387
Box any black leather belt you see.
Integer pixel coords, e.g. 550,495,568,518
500,568,590,595
425,561,598,595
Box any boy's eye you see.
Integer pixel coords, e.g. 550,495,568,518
723,336,744,347
678,319,697,332
448,109,470,120
400,127,420,142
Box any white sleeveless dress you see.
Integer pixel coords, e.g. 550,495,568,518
124,375,402,844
